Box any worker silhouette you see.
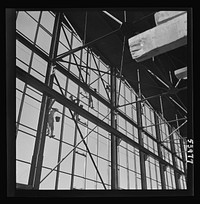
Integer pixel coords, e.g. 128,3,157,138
88,94,94,108
46,107,59,138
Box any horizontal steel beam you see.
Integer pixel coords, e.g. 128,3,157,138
54,62,138,128
142,117,187,128
161,120,187,143
16,32,186,164
16,31,51,62
118,86,187,108
16,32,138,129
16,66,185,176
55,63,111,106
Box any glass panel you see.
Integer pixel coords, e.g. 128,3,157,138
98,135,109,159
86,155,97,181
147,178,151,189
40,168,56,189
74,176,84,189
119,146,127,167
36,27,52,54
19,94,41,130
129,171,136,189
16,131,35,163
119,167,127,189
17,11,38,42
86,180,96,189
57,172,71,189
40,11,55,33
43,137,60,168
32,53,48,77
59,144,73,173
16,161,30,185
26,11,40,21
97,158,109,184
16,41,32,66
16,11,186,190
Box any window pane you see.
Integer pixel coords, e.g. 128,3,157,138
74,176,84,189
147,178,151,189
43,138,60,168
40,168,56,189
97,158,109,183
16,161,30,185
20,95,41,130
36,27,51,54
86,180,96,189
60,144,73,173
57,172,71,189
16,41,32,65
74,151,86,177
119,167,127,189
16,131,35,163
17,11,38,42
129,171,136,189
26,11,41,21
40,11,55,33
32,53,48,77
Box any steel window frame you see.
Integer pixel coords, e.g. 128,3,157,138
16,11,188,190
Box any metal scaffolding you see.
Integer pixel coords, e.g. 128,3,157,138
15,10,188,191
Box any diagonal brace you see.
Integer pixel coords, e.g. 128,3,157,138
61,24,85,83
54,26,121,62
39,111,110,185
53,73,107,189
68,108,107,189
161,120,187,143
117,86,186,108
90,51,111,101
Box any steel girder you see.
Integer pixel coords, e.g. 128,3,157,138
16,66,185,176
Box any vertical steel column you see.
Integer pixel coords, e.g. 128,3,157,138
85,47,89,84
95,56,100,189
28,12,61,189
176,114,187,176
83,49,91,189
70,39,84,190
70,112,78,190
110,66,118,189
123,82,130,189
55,26,73,190
168,125,181,189
136,69,147,189
154,112,166,189
159,96,164,118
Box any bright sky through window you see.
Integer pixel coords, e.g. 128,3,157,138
16,10,187,190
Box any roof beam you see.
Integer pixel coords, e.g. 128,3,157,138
102,11,123,25
154,11,186,25
128,12,187,62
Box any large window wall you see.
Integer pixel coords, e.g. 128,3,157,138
16,10,187,190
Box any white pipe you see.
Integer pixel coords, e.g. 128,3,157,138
175,79,181,88
169,96,187,113
147,69,170,89
102,11,123,25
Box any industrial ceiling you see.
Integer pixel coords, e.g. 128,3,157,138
54,9,190,138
